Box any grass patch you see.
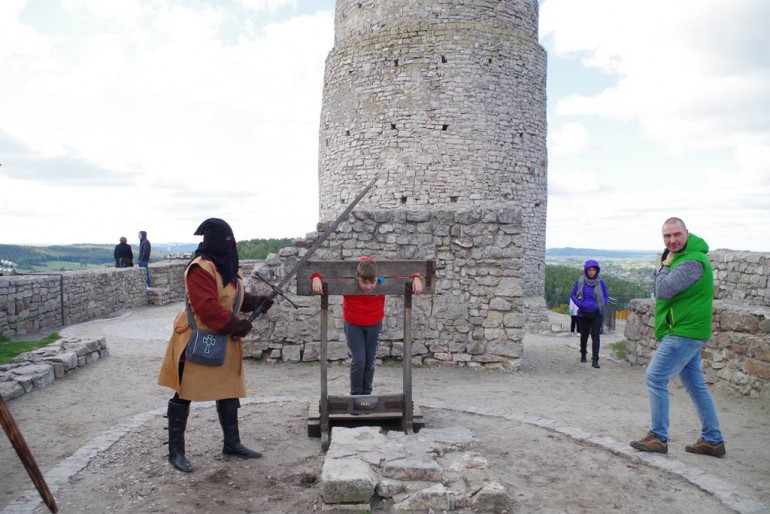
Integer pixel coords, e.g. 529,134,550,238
610,340,627,360
0,332,61,365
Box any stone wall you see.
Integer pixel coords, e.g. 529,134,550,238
0,337,108,400
246,207,549,371
710,250,770,306
0,262,188,337
623,250,770,397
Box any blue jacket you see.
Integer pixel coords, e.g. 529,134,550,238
570,259,608,314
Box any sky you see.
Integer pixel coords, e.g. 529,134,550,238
1,0,768,252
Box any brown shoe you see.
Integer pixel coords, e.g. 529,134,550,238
685,438,726,457
630,431,668,454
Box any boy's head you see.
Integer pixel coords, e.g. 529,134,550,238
356,259,378,293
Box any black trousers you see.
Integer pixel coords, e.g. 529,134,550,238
577,314,603,359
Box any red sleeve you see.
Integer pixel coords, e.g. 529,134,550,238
310,272,323,281
187,264,232,332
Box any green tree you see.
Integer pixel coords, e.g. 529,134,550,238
236,238,295,260
545,265,650,310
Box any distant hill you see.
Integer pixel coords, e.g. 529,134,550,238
546,247,658,258
0,238,295,273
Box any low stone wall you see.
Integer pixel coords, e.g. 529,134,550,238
623,250,770,397
0,337,108,401
711,250,770,306
0,262,188,337
245,207,550,371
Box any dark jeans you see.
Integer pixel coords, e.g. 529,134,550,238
138,260,150,287
578,314,603,359
570,315,579,333
344,321,382,395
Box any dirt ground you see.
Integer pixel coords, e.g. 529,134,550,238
1,303,768,513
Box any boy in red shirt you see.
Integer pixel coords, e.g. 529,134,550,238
311,258,422,395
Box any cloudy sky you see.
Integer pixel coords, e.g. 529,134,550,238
1,0,768,252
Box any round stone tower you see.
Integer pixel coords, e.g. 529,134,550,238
318,0,547,296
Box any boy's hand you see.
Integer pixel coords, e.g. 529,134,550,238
412,276,423,295
311,276,324,295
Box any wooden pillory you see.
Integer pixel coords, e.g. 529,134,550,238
296,260,435,450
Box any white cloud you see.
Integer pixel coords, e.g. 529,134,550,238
237,0,298,14
549,122,589,155
541,0,770,154
0,1,334,244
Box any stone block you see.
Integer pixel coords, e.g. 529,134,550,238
381,456,443,482
471,482,509,511
281,345,302,363
392,483,453,512
0,380,25,400
486,339,523,358
745,359,770,380
321,457,378,504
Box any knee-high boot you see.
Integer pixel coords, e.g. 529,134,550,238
167,400,193,472
216,399,261,459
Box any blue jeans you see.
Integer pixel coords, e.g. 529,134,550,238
138,260,151,287
344,321,381,395
645,335,723,444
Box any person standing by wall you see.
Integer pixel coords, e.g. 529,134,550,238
137,230,152,287
630,217,725,457
114,237,133,268
157,218,274,472
570,260,608,368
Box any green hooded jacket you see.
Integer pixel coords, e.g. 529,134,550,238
654,233,714,340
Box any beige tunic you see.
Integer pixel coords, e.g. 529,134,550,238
157,257,247,401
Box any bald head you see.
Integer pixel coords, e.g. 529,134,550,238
662,217,689,253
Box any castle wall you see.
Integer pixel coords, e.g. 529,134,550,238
318,0,547,298
623,250,770,397
0,262,187,337
247,207,548,370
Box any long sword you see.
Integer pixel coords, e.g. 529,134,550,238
0,394,58,513
248,175,378,322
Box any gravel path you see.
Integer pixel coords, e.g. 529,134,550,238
1,303,768,513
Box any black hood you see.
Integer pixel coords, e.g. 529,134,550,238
193,218,239,286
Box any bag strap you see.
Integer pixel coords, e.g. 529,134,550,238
185,279,243,330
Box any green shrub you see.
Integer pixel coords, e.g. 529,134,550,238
0,332,61,365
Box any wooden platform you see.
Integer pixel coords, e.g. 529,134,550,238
307,396,424,438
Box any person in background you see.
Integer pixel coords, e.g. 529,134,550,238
568,297,580,336
570,260,608,368
630,217,725,457
137,230,152,287
311,257,423,396
157,218,274,472
114,237,133,268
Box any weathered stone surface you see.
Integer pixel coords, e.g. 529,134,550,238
320,457,379,504
471,482,509,511
392,483,453,511
381,457,443,482
0,337,109,401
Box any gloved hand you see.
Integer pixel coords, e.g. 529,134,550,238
241,294,274,313
222,318,253,338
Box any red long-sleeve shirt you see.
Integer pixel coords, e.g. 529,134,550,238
310,272,385,326
187,264,234,332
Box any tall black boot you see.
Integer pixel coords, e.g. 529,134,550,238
216,399,261,459
167,400,193,472
592,356,601,368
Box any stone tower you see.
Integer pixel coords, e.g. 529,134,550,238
318,0,548,297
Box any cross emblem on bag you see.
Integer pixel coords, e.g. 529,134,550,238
202,334,217,354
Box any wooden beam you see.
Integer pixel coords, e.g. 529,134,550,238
296,260,435,296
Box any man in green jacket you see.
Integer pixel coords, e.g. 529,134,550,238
630,217,725,457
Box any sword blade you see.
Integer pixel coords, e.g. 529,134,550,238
249,174,379,321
